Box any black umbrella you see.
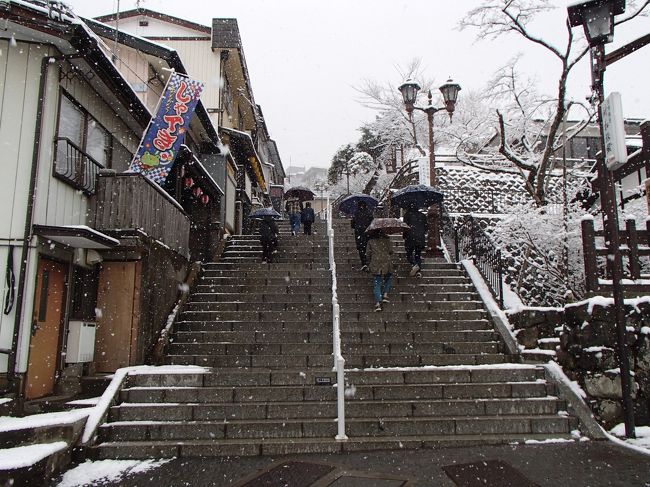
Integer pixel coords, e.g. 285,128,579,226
365,218,410,235
390,184,443,209
338,193,379,216
250,207,281,219
285,186,315,201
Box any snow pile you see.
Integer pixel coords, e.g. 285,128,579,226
610,424,650,451
0,442,67,470
56,458,171,487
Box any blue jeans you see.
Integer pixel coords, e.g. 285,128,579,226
373,273,392,303
289,214,301,234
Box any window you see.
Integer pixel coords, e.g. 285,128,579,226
111,140,132,173
223,75,233,118
54,93,112,193
570,137,588,159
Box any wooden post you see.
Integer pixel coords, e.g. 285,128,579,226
626,218,640,280
581,218,599,293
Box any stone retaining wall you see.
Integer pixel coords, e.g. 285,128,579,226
508,299,650,429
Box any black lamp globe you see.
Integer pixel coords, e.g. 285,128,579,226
398,79,421,113
567,0,625,46
439,79,462,114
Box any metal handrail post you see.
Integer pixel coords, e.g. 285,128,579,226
326,198,347,441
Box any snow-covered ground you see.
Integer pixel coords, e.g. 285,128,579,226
56,459,171,487
610,424,650,451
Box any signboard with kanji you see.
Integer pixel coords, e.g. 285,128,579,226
602,92,627,171
129,72,205,186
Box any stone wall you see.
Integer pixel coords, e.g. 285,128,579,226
508,299,650,429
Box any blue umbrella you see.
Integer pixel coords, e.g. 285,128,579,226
250,207,281,219
390,184,443,209
338,193,379,215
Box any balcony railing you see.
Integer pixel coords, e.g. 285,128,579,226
89,173,190,257
53,137,104,194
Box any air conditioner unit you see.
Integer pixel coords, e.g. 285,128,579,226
65,321,96,363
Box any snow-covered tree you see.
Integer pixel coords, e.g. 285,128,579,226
458,0,649,206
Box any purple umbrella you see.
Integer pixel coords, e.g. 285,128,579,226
284,186,315,201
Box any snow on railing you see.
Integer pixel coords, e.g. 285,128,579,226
326,197,347,441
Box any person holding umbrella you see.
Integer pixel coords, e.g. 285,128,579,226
251,208,280,263
350,200,374,271
366,229,393,312
403,208,428,277
259,215,279,263
301,202,315,235
285,197,303,236
365,218,408,312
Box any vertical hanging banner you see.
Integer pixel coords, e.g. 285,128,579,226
129,72,205,185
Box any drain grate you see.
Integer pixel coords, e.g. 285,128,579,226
238,460,335,487
443,460,539,487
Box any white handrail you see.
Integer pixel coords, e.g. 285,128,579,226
326,197,347,441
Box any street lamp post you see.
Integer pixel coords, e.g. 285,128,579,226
398,78,461,254
568,0,635,439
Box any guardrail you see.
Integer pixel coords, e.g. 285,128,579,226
326,197,347,441
53,137,104,194
441,209,504,308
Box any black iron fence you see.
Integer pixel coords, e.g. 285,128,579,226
54,137,104,194
441,208,504,307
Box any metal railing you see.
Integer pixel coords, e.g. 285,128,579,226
53,137,104,194
441,208,504,308
326,197,347,441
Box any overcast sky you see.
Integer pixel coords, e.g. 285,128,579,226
64,0,650,169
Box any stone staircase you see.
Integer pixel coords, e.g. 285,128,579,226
89,218,580,459
92,221,344,458
331,220,577,446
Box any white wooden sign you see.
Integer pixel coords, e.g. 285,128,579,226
602,92,627,171
418,157,430,186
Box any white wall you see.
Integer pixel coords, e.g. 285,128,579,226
109,17,205,38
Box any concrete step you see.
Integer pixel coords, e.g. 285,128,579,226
189,293,331,304
178,310,332,322
182,300,483,313
202,262,330,271
167,342,333,355
99,412,570,444
339,310,487,322
170,330,500,345
123,366,547,389
194,284,332,294
183,301,331,312
117,382,554,405
90,432,577,459
345,353,510,367
164,353,333,368
201,269,332,278
175,321,333,332
340,319,495,333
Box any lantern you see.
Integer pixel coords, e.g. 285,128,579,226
567,0,625,46
439,79,462,114
192,186,203,197
398,79,421,113
201,194,210,205
183,177,194,188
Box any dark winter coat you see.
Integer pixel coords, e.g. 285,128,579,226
259,217,278,242
351,206,374,236
403,209,427,247
301,207,315,224
366,234,393,275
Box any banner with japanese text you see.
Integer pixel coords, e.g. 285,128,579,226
129,72,205,185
